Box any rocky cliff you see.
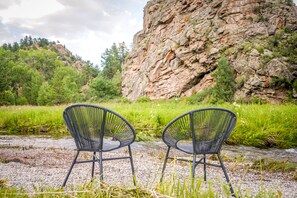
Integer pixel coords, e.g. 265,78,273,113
122,0,297,103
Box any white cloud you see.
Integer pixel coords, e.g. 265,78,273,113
0,0,64,21
0,0,148,66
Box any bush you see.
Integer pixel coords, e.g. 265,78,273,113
187,58,235,104
0,90,15,105
16,97,28,105
293,79,297,92
267,31,297,64
136,96,151,103
90,76,119,99
211,58,235,103
187,88,213,104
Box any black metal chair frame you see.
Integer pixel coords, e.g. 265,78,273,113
160,107,237,195
62,104,136,187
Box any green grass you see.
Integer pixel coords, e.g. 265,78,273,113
0,181,154,198
0,101,296,148
228,104,297,148
0,176,284,198
250,159,297,173
0,105,66,137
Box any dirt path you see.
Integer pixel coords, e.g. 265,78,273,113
0,136,296,197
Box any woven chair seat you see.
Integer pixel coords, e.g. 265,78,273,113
62,103,136,186
160,107,237,196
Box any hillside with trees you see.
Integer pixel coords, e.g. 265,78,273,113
0,36,128,105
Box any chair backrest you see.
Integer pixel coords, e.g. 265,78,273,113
63,104,136,151
162,107,236,154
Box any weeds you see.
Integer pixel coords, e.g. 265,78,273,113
0,162,292,198
250,159,297,173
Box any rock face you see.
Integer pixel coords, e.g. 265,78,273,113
122,0,297,103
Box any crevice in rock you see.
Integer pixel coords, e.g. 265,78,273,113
179,70,212,95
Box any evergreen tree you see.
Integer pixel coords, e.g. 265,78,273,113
12,42,19,51
101,42,129,79
90,75,118,99
211,58,235,102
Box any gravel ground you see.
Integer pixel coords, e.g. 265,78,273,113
0,136,296,197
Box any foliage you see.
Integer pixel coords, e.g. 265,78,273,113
0,181,154,198
0,180,28,198
49,67,82,104
250,159,297,173
0,173,285,198
228,104,297,148
187,58,235,104
89,75,119,100
270,77,291,89
0,36,100,106
0,91,16,105
87,42,130,100
100,42,129,80
37,82,56,106
186,88,213,104
293,79,297,92
267,30,297,64
0,38,132,106
157,176,231,198
211,58,235,102
0,102,296,149
0,106,66,136
136,96,152,103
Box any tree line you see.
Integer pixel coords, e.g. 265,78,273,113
0,36,129,106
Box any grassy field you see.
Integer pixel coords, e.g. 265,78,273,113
0,100,296,148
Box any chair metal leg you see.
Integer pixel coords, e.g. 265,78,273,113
62,151,80,187
128,145,136,185
192,154,197,178
217,154,235,196
203,154,207,181
99,151,103,180
160,146,171,182
91,152,96,178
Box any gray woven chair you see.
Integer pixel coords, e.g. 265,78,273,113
160,107,237,194
62,104,136,186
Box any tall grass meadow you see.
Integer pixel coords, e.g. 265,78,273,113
0,101,296,148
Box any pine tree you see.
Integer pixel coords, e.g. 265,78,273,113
101,42,129,79
212,58,235,102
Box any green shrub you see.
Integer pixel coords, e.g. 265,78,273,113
293,79,297,91
270,77,291,89
211,58,235,103
249,96,268,104
0,90,16,105
136,96,151,103
250,159,297,173
90,76,119,99
188,58,235,104
267,31,297,64
16,97,28,105
186,88,213,104
256,46,264,54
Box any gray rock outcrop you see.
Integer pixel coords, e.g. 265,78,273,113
122,0,297,103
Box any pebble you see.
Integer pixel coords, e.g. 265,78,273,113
0,136,296,197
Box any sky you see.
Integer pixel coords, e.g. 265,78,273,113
0,0,296,66
0,0,148,66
